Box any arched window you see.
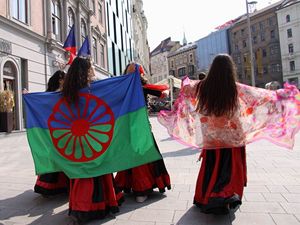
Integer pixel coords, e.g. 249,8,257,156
67,7,75,33
81,19,87,44
286,14,290,23
51,0,62,41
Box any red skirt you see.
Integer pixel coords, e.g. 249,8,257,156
194,147,247,214
34,172,69,196
115,159,171,196
69,174,124,222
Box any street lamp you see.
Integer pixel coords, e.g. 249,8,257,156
246,0,257,87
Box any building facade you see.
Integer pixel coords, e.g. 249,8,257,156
167,42,198,79
105,0,134,76
131,0,150,75
0,0,109,131
149,37,181,83
229,1,284,87
196,28,231,73
277,0,300,88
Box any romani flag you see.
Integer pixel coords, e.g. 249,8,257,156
23,68,161,178
63,25,76,65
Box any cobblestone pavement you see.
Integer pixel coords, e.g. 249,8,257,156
0,117,300,225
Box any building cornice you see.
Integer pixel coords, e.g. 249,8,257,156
0,16,46,42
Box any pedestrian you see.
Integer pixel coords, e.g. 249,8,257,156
198,72,206,80
114,63,171,203
62,57,123,222
29,70,70,197
159,54,300,214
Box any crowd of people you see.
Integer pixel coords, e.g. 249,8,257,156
25,54,300,223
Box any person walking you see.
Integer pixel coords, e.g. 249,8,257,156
158,54,300,214
62,57,123,222
115,63,171,203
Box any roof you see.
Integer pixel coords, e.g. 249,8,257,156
167,42,197,58
150,37,180,57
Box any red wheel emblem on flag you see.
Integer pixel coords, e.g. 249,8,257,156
48,93,114,162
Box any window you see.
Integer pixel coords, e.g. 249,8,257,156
288,44,294,54
263,66,268,75
92,37,98,64
268,17,273,26
290,61,295,71
286,14,290,23
189,54,193,63
178,67,186,77
171,60,174,68
188,65,194,76
241,29,245,36
288,77,298,87
253,36,257,44
260,32,265,41
287,28,292,38
98,1,103,24
67,7,75,33
81,19,87,44
251,25,255,33
100,44,104,67
243,40,247,48
51,0,62,41
235,44,239,51
259,22,264,30
270,30,275,39
262,49,267,57
91,0,95,12
12,0,29,23
270,45,279,55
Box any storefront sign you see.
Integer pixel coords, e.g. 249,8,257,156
0,38,12,54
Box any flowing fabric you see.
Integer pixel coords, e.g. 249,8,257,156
158,77,300,150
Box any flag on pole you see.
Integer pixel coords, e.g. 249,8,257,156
23,68,161,179
63,25,76,65
78,36,91,57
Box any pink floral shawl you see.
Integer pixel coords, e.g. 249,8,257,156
158,77,300,150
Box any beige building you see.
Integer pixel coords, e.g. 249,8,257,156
149,37,181,83
0,0,108,131
167,42,198,79
229,1,284,87
131,0,150,75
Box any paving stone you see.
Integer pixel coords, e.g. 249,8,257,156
130,209,174,223
239,202,285,213
270,214,300,225
262,193,287,202
231,212,276,225
282,194,300,203
280,203,300,214
244,193,265,202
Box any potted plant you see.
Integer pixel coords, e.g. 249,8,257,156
0,90,14,133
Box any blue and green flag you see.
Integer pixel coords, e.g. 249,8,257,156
23,70,161,178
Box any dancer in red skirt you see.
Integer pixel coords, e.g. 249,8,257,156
194,147,247,214
115,63,171,203
32,71,70,196
62,58,123,222
190,55,247,214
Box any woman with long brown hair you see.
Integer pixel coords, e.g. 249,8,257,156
115,63,171,203
33,70,70,196
62,57,123,222
193,54,247,214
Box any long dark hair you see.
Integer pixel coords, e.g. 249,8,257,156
46,70,65,92
196,54,238,117
62,57,91,104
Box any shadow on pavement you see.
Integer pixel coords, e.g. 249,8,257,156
0,190,70,225
0,189,167,225
175,206,233,225
162,147,199,158
85,191,167,225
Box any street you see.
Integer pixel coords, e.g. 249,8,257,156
0,116,300,225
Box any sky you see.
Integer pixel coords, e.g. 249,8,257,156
143,0,280,51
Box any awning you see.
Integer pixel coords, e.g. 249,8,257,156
155,77,182,89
